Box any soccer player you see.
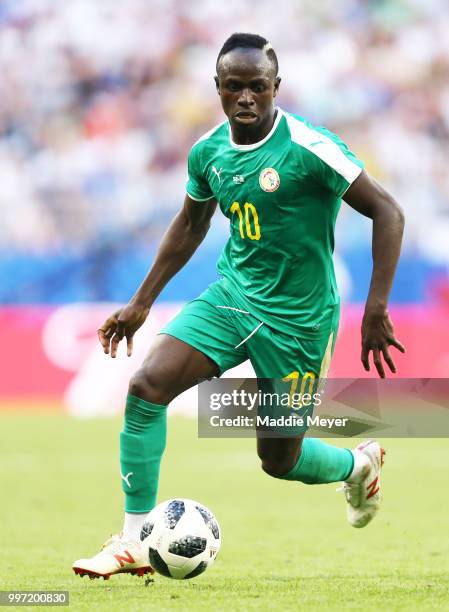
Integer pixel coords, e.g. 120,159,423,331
73,33,405,579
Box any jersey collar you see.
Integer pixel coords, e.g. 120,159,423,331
228,107,283,151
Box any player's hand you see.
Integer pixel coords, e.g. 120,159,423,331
97,302,150,358
361,307,405,378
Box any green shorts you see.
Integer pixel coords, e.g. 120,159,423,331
161,280,339,379
161,280,339,436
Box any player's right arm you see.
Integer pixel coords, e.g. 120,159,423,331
98,194,217,358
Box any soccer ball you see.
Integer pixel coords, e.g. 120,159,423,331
140,498,221,579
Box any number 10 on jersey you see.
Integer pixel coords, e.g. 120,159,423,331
230,201,261,240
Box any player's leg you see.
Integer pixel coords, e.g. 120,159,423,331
119,284,249,539
257,436,355,482
73,283,248,579
248,322,384,528
247,320,353,480
73,335,219,580
120,333,219,537
258,431,385,529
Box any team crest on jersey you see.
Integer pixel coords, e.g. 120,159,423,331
259,167,280,192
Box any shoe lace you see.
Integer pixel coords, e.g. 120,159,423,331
101,534,134,555
336,482,361,507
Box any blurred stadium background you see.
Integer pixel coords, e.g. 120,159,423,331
1,0,449,416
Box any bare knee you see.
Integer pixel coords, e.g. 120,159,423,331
128,368,173,405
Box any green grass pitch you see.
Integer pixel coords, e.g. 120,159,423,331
1,412,449,611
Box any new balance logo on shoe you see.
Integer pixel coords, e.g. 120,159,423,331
72,534,154,580
113,550,136,568
338,440,384,529
366,476,379,499
120,471,133,488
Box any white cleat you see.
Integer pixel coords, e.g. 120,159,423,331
72,534,154,580
338,439,385,529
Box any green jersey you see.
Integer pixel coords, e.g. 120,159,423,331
186,107,364,339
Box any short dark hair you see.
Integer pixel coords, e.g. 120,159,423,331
216,32,279,75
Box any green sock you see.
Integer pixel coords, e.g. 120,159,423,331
281,438,354,484
120,394,167,513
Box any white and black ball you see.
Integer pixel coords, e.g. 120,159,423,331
140,499,221,579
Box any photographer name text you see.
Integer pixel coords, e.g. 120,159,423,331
209,415,348,428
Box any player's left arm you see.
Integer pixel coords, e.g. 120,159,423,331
343,170,406,378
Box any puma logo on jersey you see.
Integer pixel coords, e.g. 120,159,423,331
121,471,133,488
212,166,223,182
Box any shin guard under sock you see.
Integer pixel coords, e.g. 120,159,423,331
120,394,167,513
281,438,354,484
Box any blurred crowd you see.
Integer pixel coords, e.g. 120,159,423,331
1,0,449,301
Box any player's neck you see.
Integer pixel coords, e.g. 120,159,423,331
230,108,277,145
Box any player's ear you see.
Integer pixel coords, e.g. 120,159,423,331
273,76,281,97
214,76,220,95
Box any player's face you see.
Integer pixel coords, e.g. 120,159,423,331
215,48,280,132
